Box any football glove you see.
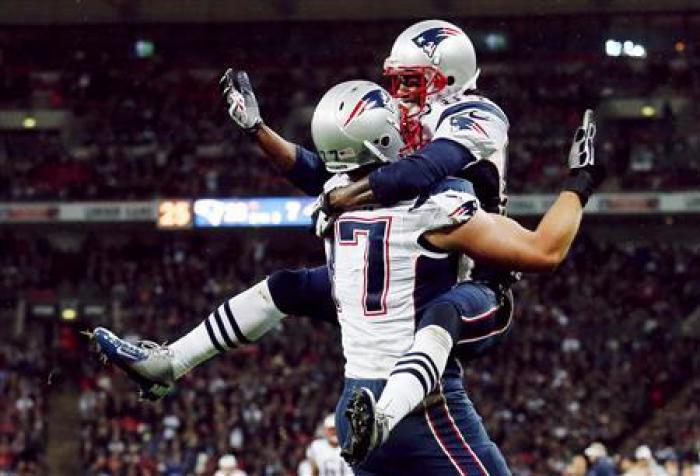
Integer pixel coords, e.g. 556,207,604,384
311,202,335,238
220,68,263,135
311,174,352,238
563,109,605,206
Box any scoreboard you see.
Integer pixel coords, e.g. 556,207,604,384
156,197,316,229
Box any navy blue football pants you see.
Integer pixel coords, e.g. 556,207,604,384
267,266,513,474
337,377,512,476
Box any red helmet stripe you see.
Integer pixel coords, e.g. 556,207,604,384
344,100,367,127
473,122,489,137
441,27,461,35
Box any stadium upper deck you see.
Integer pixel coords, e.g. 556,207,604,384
1,14,699,200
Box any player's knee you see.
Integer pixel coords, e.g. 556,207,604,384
266,268,310,315
418,301,461,343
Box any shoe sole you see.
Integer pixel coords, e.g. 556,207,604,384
341,387,376,466
86,328,172,402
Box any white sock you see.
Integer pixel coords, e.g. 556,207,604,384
170,280,285,379
377,325,453,434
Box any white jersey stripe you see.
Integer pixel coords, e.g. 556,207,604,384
438,382,490,476
424,406,467,476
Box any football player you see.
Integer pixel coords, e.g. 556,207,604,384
92,74,602,475
304,414,353,476
89,19,518,404
306,81,601,474
90,69,595,474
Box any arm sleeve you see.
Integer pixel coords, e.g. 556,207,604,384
368,139,476,206
282,146,333,196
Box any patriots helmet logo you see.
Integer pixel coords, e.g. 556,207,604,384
450,114,490,137
343,89,393,126
412,27,462,58
449,199,478,220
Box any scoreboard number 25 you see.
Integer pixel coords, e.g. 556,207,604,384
157,200,193,229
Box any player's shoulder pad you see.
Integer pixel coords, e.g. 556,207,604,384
462,94,509,125
414,177,479,226
436,95,509,130
432,95,509,161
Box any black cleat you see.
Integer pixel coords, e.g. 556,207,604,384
341,387,388,466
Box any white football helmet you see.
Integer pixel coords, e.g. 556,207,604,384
311,80,403,173
384,20,480,152
323,413,338,445
384,19,479,103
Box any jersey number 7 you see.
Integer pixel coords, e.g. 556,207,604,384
336,217,392,316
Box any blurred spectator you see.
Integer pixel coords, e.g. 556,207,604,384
565,454,588,476
622,445,669,476
0,341,48,475
585,442,618,476
215,454,247,476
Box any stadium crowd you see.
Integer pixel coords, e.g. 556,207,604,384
5,229,698,475
0,340,48,475
74,234,700,475
468,236,700,475
1,19,700,201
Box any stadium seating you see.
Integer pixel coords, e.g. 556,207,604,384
1,20,699,200
4,232,688,475
0,340,48,475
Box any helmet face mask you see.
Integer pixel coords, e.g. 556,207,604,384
383,19,479,154
384,64,448,154
384,65,447,110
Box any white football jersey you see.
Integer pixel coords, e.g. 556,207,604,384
420,92,510,197
326,177,479,379
306,438,353,476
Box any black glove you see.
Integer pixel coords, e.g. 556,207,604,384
562,109,605,206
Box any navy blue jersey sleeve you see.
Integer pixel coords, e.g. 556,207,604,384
282,145,333,196
368,138,476,206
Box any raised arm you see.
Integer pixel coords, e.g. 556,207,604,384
221,69,331,195
250,124,297,172
426,192,583,272
426,110,603,272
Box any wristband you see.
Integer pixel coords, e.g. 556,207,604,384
244,119,264,137
562,169,595,207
